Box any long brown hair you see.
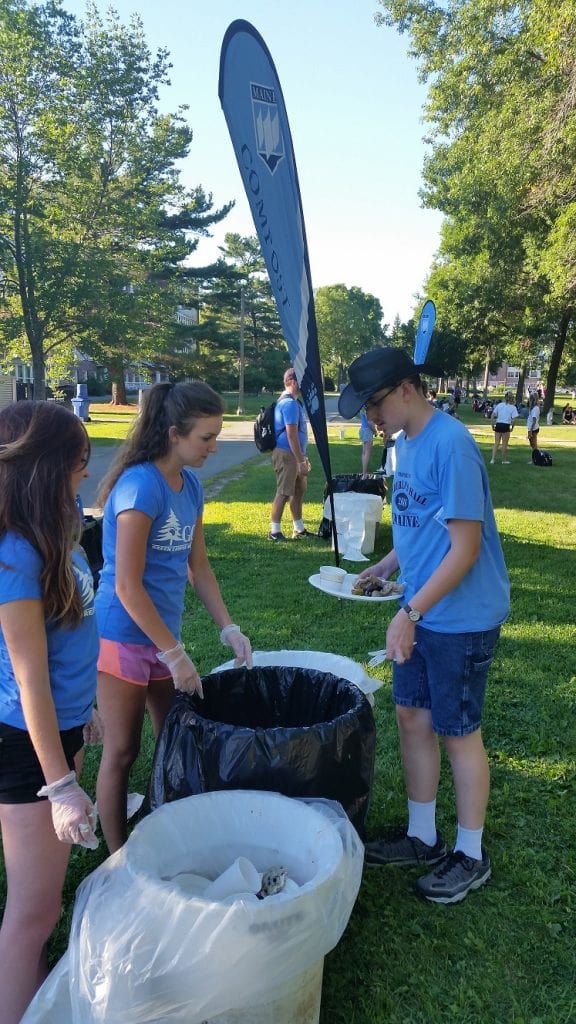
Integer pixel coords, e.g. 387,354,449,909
0,401,89,627
98,381,225,504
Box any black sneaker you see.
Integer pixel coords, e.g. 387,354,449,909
416,848,491,904
292,528,314,538
364,827,447,867
268,531,287,541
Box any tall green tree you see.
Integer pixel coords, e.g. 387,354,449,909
187,234,285,393
315,284,385,385
376,0,576,408
0,0,231,399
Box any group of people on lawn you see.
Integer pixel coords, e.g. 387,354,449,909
0,347,511,1022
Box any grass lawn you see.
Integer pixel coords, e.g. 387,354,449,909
84,393,287,443
2,403,575,1022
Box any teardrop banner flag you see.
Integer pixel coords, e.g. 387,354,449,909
413,299,436,364
218,20,336,512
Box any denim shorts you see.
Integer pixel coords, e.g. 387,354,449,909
98,639,172,687
0,723,84,804
392,625,501,736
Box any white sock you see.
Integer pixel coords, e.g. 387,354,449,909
454,824,483,861
293,519,304,533
407,799,437,847
270,522,282,534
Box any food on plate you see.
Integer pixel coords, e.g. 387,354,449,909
351,575,405,597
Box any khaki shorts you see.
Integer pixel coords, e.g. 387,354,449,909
272,447,308,499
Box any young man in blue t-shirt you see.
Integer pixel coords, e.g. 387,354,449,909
339,347,510,904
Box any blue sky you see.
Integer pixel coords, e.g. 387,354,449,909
63,0,443,324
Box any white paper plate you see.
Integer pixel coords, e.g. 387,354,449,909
308,573,403,603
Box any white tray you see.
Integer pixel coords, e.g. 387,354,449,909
308,573,403,603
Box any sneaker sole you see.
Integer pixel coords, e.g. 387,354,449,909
365,846,447,869
418,864,492,904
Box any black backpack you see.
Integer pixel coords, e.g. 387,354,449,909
254,402,277,452
532,448,553,466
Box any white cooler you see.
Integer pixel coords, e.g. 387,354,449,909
323,492,383,556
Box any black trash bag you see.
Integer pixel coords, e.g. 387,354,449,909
79,517,103,590
148,666,376,836
323,473,386,501
317,516,332,540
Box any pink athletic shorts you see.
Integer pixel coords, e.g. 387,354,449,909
97,639,172,687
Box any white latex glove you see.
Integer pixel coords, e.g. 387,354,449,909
220,624,253,668
82,707,104,745
157,642,204,698
37,771,99,850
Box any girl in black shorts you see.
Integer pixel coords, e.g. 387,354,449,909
0,402,99,1023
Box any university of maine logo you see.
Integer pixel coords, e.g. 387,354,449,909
251,82,284,174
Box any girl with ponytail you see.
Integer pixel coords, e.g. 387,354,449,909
94,381,252,853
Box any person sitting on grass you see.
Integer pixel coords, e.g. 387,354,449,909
562,403,575,424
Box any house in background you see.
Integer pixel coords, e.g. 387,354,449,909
487,362,542,393
0,374,17,411
9,303,199,396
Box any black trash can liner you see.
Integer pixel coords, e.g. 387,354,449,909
80,517,103,590
324,473,386,500
148,666,376,835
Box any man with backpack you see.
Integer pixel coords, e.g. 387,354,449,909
268,368,312,541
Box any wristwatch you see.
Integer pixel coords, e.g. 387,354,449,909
403,603,423,623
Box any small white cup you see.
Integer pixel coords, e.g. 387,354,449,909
204,857,261,900
319,565,347,589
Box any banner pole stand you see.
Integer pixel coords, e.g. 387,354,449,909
327,488,341,567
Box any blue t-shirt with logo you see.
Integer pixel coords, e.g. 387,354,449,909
95,463,203,644
392,411,510,633
0,533,98,730
274,393,308,453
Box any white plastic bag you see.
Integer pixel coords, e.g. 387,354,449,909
323,493,383,558
24,791,363,1024
211,649,382,704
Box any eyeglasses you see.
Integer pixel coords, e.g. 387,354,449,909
364,383,401,412
77,454,90,469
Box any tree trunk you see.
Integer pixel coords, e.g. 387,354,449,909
108,353,128,405
110,379,128,405
482,353,491,397
516,364,527,407
31,346,47,401
543,309,573,415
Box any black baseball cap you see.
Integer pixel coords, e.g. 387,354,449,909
338,347,444,419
